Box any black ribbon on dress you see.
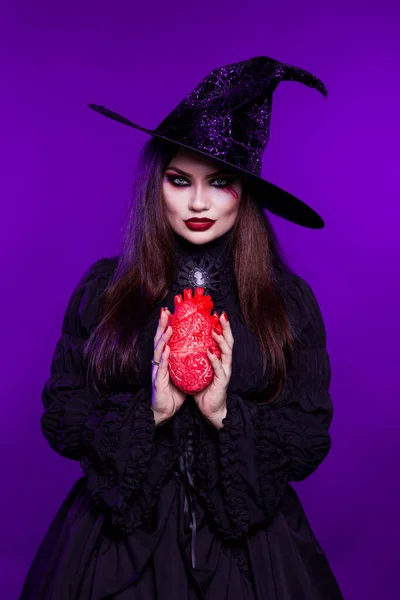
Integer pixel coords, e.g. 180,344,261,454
177,428,197,569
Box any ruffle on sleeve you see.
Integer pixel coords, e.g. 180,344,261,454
80,386,183,533
192,273,333,540
41,258,117,460
41,258,183,533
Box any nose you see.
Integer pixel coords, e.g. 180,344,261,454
188,186,211,210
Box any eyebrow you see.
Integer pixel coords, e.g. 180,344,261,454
165,165,234,178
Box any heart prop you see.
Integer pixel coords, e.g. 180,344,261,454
166,287,223,394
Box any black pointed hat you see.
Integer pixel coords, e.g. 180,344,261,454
89,55,328,229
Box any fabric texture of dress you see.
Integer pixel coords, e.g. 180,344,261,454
20,228,344,599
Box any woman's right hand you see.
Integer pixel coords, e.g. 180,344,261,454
151,307,186,426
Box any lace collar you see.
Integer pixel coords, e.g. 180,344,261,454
170,226,236,313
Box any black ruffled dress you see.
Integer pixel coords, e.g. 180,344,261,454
20,228,344,599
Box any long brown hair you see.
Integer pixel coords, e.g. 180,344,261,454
84,136,297,405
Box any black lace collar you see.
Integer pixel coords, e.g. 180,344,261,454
170,226,236,313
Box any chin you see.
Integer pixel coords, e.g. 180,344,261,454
181,228,218,244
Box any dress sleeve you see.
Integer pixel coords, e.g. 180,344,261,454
40,258,183,534
192,274,333,540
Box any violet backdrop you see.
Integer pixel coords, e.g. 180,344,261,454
1,1,398,598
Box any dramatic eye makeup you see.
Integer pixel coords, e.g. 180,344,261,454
164,165,241,200
165,174,235,188
164,166,238,188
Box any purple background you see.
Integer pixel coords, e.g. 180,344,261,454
1,1,398,598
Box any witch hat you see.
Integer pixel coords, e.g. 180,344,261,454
89,55,328,229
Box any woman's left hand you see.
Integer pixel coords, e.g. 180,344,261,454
192,311,234,427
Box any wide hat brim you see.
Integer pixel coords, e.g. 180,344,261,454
88,103,325,229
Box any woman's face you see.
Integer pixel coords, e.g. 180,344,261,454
162,148,243,245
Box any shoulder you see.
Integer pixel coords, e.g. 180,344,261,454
62,256,120,336
275,267,321,309
274,267,327,347
77,256,120,287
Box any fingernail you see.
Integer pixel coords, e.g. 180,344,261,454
222,311,229,322
208,346,215,355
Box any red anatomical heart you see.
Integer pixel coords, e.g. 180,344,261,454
166,287,223,394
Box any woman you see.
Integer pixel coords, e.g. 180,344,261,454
20,56,344,599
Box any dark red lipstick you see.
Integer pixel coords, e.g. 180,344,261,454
184,218,216,231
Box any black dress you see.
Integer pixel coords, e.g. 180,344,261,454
20,228,344,599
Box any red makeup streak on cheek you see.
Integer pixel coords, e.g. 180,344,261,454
223,186,239,201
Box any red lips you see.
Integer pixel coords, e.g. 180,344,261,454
185,218,215,223
185,220,215,231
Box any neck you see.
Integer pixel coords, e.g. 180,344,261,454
170,225,236,310
172,226,234,261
